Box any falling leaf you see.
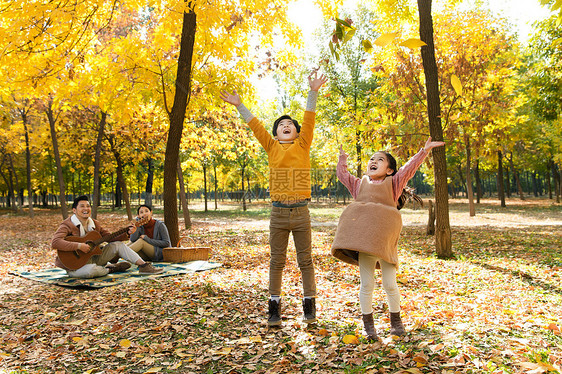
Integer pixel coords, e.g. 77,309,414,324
362,39,373,53
374,32,399,47
342,335,359,345
399,38,427,49
451,75,463,96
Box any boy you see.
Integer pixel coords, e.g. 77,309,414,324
220,71,327,326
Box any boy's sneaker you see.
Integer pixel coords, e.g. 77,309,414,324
268,299,282,326
303,298,316,324
106,262,131,273
138,262,164,274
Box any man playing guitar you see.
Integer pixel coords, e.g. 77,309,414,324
52,195,163,278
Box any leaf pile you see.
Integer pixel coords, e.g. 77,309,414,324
0,199,561,373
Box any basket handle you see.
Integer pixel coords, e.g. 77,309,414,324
177,236,196,247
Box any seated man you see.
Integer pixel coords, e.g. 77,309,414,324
52,195,163,278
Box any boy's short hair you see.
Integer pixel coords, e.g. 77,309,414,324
72,195,89,209
272,115,300,137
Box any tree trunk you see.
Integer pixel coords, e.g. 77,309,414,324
464,135,475,216
163,6,196,247
552,162,561,204
544,168,552,200
115,152,132,220
107,134,132,220
508,153,524,200
145,158,153,206
177,160,192,229
214,164,218,210
417,0,452,258
474,159,482,203
46,101,68,219
532,172,539,197
203,163,208,212
21,110,34,218
0,156,17,212
247,175,251,203
497,150,506,207
8,154,22,212
92,112,106,219
241,164,247,211
505,158,512,198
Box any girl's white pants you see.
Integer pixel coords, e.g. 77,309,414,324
358,252,401,314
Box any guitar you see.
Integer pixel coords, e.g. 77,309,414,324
58,217,150,270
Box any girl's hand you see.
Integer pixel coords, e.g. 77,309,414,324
220,90,242,106
424,136,445,152
308,70,328,91
339,144,348,160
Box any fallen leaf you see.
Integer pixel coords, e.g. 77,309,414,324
119,339,131,348
342,335,359,345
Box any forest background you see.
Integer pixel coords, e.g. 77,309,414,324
1,0,560,227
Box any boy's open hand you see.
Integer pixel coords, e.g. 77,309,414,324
308,70,328,91
424,136,445,153
220,90,241,106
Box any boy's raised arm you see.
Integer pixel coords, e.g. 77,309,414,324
305,71,328,113
220,90,255,123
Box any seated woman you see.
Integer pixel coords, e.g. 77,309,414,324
129,205,171,262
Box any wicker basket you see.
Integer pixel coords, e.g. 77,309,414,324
163,236,211,263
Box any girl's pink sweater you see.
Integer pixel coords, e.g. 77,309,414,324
337,148,428,202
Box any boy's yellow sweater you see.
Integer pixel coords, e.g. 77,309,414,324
247,111,315,203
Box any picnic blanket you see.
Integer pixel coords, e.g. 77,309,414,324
9,261,222,289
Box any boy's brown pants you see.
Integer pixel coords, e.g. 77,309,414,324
268,205,316,298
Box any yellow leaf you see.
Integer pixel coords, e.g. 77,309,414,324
342,334,359,345
405,368,424,374
399,38,427,49
250,335,262,342
212,347,232,355
144,367,162,373
374,32,399,47
318,328,329,336
119,339,132,348
362,39,373,53
72,337,83,342
170,361,182,370
451,75,463,96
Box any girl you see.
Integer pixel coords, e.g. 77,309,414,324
331,137,444,341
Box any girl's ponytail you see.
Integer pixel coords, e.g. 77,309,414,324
397,187,423,210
